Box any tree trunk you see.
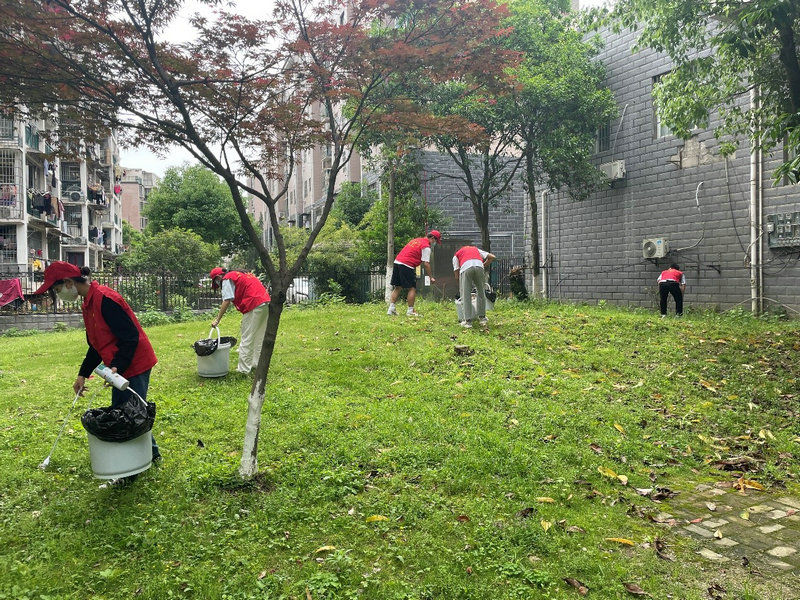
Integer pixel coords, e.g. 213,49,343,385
526,151,543,298
238,289,285,478
384,167,396,302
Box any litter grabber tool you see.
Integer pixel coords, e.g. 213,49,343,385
38,391,82,470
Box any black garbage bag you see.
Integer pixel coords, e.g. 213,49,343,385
193,336,237,356
485,283,497,303
81,395,156,442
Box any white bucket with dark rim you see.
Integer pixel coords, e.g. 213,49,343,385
87,431,152,479
197,326,231,378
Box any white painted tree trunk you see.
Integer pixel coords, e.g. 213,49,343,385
238,378,266,478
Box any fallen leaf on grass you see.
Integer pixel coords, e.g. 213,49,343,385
598,466,618,479
705,502,717,512
740,510,750,520
614,423,626,434
366,515,388,523
564,577,589,596
714,529,723,539
516,507,535,519
541,520,552,532
623,582,650,596
566,525,586,534
605,537,635,546
590,443,604,454
456,515,470,523
654,538,673,561
707,582,727,600
735,477,765,492
536,497,556,503
315,545,336,553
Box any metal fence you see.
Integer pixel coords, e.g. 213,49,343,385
0,261,522,315
0,267,389,314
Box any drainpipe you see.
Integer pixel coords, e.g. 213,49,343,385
749,88,759,314
541,190,548,299
758,143,764,314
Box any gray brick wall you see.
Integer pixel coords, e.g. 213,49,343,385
418,150,527,258
537,27,800,314
0,313,84,334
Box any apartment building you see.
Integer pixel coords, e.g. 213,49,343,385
120,168,161,233
0,111,124,293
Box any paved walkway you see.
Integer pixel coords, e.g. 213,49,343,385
663,483,800,572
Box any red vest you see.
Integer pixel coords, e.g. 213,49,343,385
660,268,683,283
395,237,431,267
224,271,270,313
82,281,157,378
455,246,483,267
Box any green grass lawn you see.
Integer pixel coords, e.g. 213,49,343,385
1,300,799,599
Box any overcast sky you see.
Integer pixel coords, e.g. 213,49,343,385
119,1,273,176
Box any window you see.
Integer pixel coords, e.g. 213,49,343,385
0,117,14,140
653,75,672,138
596,121,611,153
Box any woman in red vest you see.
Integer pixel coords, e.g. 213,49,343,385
209,267,271,374
657,263,686,317
34,261,161,473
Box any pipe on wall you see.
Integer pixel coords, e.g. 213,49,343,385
749,88,759,314
541,190,548,299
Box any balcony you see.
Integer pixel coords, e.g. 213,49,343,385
0,202,24,221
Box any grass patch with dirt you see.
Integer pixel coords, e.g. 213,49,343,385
1,300,798,599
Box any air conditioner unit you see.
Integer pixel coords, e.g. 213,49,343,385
599,159,626,181
642,237,669,259
69,191,82,202
0,206,10,219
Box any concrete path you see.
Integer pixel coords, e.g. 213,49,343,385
664,483,800,572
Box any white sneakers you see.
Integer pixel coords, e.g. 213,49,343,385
407,310,421,317
460,320,472,328
478,317,489,326
387,306,398,316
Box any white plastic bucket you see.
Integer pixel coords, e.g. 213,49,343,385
455,292,494,322
197,326,231,378
87,431,153,479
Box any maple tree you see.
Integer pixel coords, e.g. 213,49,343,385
0,0,515,477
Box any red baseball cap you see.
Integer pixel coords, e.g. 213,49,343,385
33,261,82,295
428,230,442,243
210,267,225,290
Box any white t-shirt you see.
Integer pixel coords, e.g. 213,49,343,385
221,279,236,301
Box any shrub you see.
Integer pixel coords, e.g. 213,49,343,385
137,310,172,327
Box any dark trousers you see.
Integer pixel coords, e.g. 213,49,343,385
659,281,683,316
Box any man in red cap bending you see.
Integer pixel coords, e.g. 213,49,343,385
387,230,441,317
209,268,270,375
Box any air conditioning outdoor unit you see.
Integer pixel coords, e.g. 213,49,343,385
642,237,669,259
69,191,82,202
0,206,10,219
599,159,626,181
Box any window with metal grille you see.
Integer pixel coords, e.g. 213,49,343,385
0,224,17,262
0,118,14,140
596,121,610,153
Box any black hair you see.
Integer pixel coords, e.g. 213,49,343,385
669,263,680,270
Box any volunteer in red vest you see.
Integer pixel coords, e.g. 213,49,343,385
657,263,686,317
34,261,161,468
210,267,270,374
387,230,441,317
453,245,495,328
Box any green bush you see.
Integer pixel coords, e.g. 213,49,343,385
137,310,172,327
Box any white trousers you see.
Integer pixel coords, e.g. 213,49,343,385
459,266,486,322
238,302,269,373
